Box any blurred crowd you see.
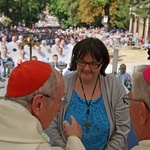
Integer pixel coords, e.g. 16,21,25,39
0,24,150,77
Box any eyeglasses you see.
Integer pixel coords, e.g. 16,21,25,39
123,97,150,111
43,94,67,107
77,60,101,69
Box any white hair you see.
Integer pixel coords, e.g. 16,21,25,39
132,65,150,110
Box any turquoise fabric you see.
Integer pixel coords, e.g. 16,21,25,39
65,90,110,150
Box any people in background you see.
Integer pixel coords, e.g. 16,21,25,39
32,55,38,60
105,55,113,74
51,38,60,53
116,63,132,90
0,47,14,76
7,35,17,54
52,54,58,63
16,59,22,65
134,33,139,46
32,46,47,62
49,54,59,71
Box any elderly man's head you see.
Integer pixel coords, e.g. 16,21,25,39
5,60,65,129
119,64,126,74
129,65,150,140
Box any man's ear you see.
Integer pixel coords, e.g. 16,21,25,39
140,102,149,125
31,94,44,119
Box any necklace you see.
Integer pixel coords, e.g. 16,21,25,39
79,76,99,133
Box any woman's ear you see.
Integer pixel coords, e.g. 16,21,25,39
140,102,149,125
31,94,44,119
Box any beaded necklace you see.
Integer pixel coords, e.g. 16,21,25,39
79,76,99,133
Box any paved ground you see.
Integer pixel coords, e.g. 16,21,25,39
108,46,150,74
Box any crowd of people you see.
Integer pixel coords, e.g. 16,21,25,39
0,25,150,150
1,24,149,78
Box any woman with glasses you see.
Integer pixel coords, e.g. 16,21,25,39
47,37,130,150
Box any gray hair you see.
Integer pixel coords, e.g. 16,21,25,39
5,67,60,107
55,38,60,42
132,65,150,110
120,63,126,69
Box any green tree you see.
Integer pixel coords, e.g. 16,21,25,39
49,0,70,28
0,0,134,30
0,17,11,27
78,0,104,26
77,0,121,29
0,0,49,27
113,0,130,29
65,0,79,26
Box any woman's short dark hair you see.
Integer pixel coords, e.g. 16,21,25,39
69,37,109,76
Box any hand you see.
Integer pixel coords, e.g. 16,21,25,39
63,115,82,139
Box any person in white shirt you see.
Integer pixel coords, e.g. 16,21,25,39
15,50,29,67
60,39,69,55
105,55,113,74
51,38,60,54
66,38,76,63
41,41,52,62
7,35,18,54
17,35,24,43
0,36,8,53
56,47,66,63
1,47,14,76
40,40,51,53
32,46,47,62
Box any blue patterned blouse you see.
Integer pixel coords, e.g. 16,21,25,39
65,90,110,150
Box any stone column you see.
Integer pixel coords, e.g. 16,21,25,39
129,17,133,33
138,17,144,37
144,17,149,42
133,16,138,36
112,49,119,75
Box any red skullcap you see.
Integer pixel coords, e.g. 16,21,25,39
7,60,52,98
143,65,150,84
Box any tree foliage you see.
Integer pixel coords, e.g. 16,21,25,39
65,0,79,26
0,0,49,27
78,0,103,25
113,0,130,29
0,16,11,27
1,0,146,30
130,0,150,19
48,0,72,28
93,0,107,5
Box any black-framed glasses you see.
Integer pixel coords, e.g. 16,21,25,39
43,94,67,107
123,97,150,111
77,60,101,69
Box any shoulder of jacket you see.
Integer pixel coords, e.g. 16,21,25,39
64,71,77,80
